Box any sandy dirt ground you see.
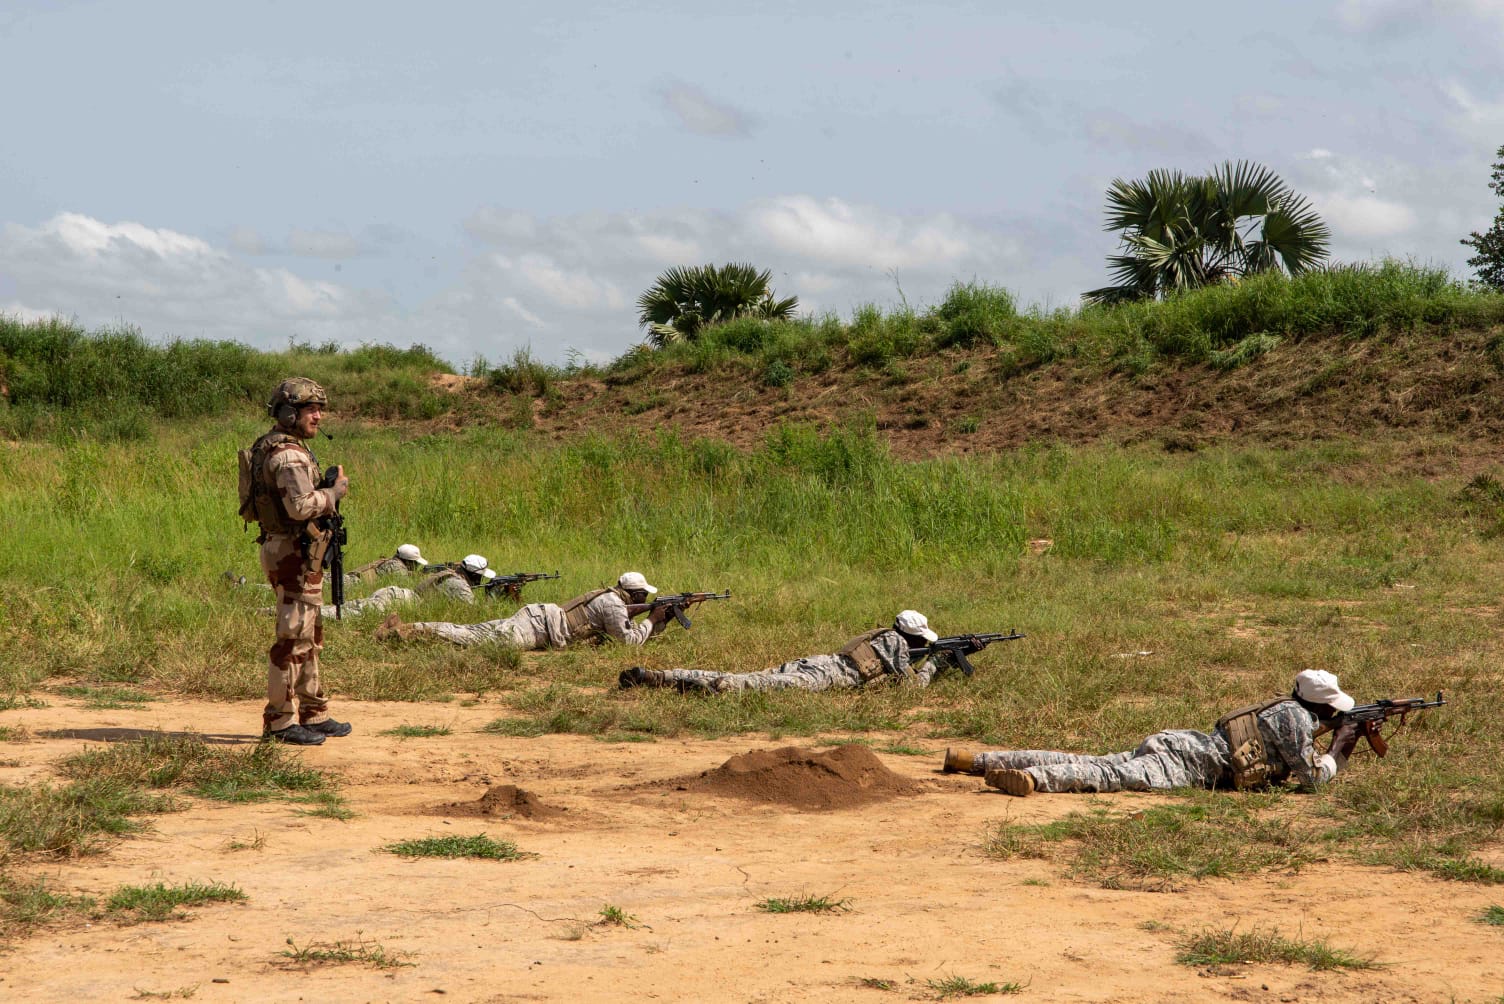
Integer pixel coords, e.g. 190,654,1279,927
2,697,1500,1004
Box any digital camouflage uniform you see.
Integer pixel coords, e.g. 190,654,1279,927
644,628,932,693
402,587,660,649
974,700,1339,793
319,585,417,620
253,433,340,732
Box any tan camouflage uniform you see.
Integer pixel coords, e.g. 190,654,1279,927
972,700,1340,792
402,587,661,649
257,437,339,732
343,555,412,589
416,568,480,604
644,629,930,693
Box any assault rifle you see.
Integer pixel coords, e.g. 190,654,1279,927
483,570,561,602
1325,691,1446,757
913,631,1026,678
628,590,731,630
315,465,348,619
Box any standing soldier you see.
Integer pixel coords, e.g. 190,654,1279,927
239,378,353,745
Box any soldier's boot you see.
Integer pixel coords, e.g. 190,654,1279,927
942,747,981,774
376,613,412,641
984,768,1036,797
619,666,666,689
303,718,353,738
264,723,327,746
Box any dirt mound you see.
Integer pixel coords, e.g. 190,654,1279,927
430,784,568,820
675,744,923,811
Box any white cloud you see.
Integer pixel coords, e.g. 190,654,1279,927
0,212,400,347
1293,149,1419,248
655,80,756,137
1440,79,1504,144
1339,0,1504,32
1318,194,1419,239
746,196,998,271
1,200,1035,367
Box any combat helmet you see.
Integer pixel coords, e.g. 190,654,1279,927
267,377,329,427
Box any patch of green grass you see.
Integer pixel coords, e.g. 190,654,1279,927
0,877,95,933
926,974,1024,998
1174,927,1377,971
1477,905,1504,926
0,778,178,857
282,933,413,969
60,732,328,803
57,685,155,710
756,893,851,914
294,791,355,820
856,976,896,991
0,695,46,711
107,881,246,922
377,724,451,738
597,904,640,928
383,834,530,861
0,726,29,742
982,791,1310,890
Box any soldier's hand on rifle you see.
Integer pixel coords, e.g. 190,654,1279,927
329,465,349,500
648,604,673,625
1330,720,1361,759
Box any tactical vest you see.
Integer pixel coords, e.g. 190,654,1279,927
838,628,893,682
1215,697,1290,789
559,588,618,641
238,430,314,537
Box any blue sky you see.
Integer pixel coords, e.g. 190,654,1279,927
2,0,1501,364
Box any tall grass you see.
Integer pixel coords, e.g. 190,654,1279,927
612,261,1504,381
0,316,454,439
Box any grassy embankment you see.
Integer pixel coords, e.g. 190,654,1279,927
2,263,1503,893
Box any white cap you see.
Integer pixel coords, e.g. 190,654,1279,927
481,568,497,581
396,544,425,564
461,554,489,575
617,571,657,594
894,609,939,643
1294,669,1355,713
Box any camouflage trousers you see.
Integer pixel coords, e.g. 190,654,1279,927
978,729,1232,793
408,602,570,650
259,533,331,732
655,654,867,693
319,585,417,620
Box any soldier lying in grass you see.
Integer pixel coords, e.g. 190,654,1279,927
375,571,672,649
944,669,1365,796
618,610,949,693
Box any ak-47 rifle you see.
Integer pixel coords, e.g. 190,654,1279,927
1322,691,1447,757
628,590,731,630
315,465,348,619
483,570,561,602
912,631,1026,678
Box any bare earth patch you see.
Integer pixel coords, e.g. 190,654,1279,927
0,699,1499,1002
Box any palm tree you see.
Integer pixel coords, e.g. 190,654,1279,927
637,263,799,346
1084,161,1331,305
